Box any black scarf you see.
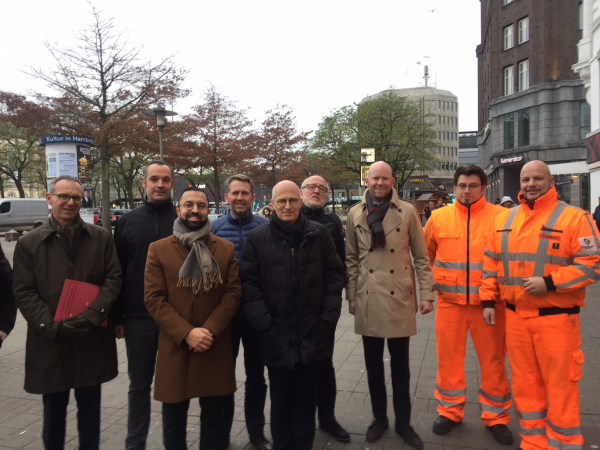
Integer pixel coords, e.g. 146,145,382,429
366,191,392,249
271,211,305,248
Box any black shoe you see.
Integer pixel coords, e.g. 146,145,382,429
432,415,460,435
319,419,351,442
249,436,273,450
396,425,424,449
366,418,389,443
487,424,513,445
219,439,230,450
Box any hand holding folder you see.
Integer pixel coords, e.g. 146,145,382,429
54,279,108,327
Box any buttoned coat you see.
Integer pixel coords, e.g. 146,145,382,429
145,234,241,403
12,219,121,394
346,189,434,338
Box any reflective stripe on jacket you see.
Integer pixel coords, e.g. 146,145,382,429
481,187,600,316
424,195,505,305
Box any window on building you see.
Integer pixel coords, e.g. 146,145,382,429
504,24,514,50
503,0,514,5
518,59,529,91
438,115,441,125
581,101,591,139
504,65,514,95
518,17,529,44
438,100,441,109
431,100,436,109
504,113,515,149
518,109,530,147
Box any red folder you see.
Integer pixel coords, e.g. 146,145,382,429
54,279,108,327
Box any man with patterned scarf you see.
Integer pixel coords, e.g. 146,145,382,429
345,161,435,449
144,187,241,450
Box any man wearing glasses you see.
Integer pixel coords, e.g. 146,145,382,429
423,165,513,446
13,175,122,449
242,180,345,450
144,187,241,449
299,175,349,443
113,160,177,450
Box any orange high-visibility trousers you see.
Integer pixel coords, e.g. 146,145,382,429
435,302,511,425
506,308,585,450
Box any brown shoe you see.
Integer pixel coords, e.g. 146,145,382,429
366,418,389,443
396,425,424,449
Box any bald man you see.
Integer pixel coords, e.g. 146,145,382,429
481,160,600,450
241,180,345,450
346,161,434,449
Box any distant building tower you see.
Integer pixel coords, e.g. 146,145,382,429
477,0,587,209
361,86,459,190
459,132,479,167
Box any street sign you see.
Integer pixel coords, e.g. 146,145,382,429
360,165,370,186
360,148,375,163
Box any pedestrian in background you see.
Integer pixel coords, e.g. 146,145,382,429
113,161,177,450
145,187,241,450
481,160,600,450
0,242,16,349
212,174,271,450
300,175,349,443
345,161,434,449
424,165,513,446
13,175,121,450
242,180,344,450
262,205,273,218
500,196,514,208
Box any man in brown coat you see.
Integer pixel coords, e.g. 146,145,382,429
144,187,241,450
13,175,122,450
346,161,435,449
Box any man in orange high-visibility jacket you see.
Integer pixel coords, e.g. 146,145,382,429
481,160,600,450
424,165,513,446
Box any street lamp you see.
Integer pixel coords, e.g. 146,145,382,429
143,106,178,162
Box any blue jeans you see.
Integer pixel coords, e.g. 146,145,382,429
124,317,160,449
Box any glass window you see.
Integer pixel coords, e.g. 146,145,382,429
519,60,529,91
518,17,529,44
518,109,530,147
504,66,514,95
431,100,436,109
504,24,514,50
581,101,591,139
504,113,514,150
438,115,441,124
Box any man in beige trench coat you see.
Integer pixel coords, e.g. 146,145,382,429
144,187,241,450
346,161,435,449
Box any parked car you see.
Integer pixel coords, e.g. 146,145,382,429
0,198,48,232
208,213,224,222
97,209,130,227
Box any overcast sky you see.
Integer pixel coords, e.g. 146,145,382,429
1,0,481,134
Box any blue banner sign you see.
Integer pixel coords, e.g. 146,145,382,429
39,135,94,146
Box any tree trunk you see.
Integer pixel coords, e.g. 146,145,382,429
0,176,4,198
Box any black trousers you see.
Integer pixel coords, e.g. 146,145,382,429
42,385,101,450
162,396,229,450
222,313,268,440
317,326,338,425
362,335,412,428
268,363,321,450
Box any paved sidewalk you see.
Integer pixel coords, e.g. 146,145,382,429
0,237,599,449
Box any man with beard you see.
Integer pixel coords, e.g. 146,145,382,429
145,187,241,450
242,180,344,450
299,175,349,443
345,161,434,449
113,161,178,450
212,174,270,450
481,161,600,450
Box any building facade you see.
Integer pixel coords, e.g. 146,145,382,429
362,87,459,191
477,0,588,209
459,131,479,166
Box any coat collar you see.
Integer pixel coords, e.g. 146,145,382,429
39,216,95,241
518,186,558,210
453,194,487,213
169,233,219,261
226,210,254,225
356,188,402,234
300,203,325,219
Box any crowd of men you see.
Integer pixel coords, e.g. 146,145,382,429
0,159,597,450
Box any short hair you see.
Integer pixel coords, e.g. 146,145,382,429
453,165,487,186
143,161,173,180
48,176,83,194
178,187,209,204
225,174,254,194
301,175,326,188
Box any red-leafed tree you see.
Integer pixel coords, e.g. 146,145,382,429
249,105,310,187
27,6,187,230
185,85,254,212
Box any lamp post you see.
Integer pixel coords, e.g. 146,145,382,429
143,106,178,162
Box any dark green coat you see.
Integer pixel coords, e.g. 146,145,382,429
12,218,122,394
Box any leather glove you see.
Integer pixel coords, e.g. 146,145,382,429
58,316,93,339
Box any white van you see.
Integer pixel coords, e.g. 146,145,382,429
0,198,48,232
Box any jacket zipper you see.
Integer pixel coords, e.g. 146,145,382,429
466,205,471,304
